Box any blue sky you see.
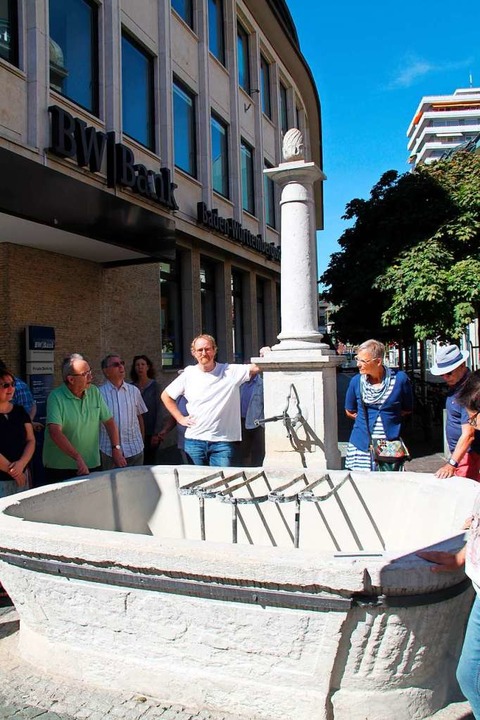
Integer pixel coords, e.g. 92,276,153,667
286,0,480,283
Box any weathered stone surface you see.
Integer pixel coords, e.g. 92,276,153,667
0,469,477,719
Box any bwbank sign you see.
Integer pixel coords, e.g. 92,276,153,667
48,105,178,211
48,106,280,262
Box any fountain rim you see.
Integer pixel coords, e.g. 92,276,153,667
0,468,473,605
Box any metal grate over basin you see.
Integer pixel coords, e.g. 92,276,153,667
176,468,386,551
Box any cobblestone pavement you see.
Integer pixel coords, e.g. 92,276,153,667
0,605,474,720
0,607,243,720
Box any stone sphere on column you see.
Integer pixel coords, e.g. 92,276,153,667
282,128,305,162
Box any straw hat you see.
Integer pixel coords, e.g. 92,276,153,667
430,344,469,376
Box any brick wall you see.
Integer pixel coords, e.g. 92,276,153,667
0,245,167,389
0,244,103,380
0,244,9,365
102,262,175,446
102,263,163,382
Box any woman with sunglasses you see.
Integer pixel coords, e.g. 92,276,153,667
419,369,480,718
344,339,413,471
0,368,35,497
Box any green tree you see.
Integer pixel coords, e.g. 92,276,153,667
321,150,480,343
378,152,480,340
321,168,454,343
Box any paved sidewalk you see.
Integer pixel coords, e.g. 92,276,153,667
0,608,244,720
408,450,446,474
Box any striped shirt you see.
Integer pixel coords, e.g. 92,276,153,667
99,381,147,458
345,373,396,471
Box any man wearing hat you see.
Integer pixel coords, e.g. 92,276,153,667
430,344,480,480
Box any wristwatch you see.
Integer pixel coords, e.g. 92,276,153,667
448,458,459,468
112,444,121,451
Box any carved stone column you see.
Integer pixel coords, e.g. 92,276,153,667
256,129,343,470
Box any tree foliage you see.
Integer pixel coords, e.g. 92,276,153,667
321,151,480,343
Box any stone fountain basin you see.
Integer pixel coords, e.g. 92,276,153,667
0,466,476,720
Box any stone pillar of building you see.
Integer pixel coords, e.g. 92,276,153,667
256,129,343,471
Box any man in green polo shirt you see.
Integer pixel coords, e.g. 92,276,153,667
43,353,127,483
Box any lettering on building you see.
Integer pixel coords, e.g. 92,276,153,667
48,105,178,211
197,203,281,262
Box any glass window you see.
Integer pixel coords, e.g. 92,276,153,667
208,0,224,65
0,0,18,66
237,23,250,94
231,270,244,363
49,0,98,114
256,278,266,350
173,79,197,177
200,258,217,338
121,32,155,150
279,82,288,136
260,55,271,118
241,140,254,215
264,160,275,228
211,113,229,198
160,259,183,369
171,0,193,29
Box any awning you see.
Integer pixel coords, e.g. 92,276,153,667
0,147,176,262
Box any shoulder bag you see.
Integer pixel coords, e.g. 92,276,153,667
361,398,410,471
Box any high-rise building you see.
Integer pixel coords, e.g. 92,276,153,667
407,87,480,167
0,0,324,397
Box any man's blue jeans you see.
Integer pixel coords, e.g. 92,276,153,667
184,439,236,467
457,594,480,717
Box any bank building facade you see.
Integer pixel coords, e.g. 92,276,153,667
0,0,323,404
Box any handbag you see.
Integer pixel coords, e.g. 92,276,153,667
372,438,410,463
361,399,410,471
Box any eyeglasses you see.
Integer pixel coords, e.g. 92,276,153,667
0,381,15,389
108,361,125,367
194,348,214,355
355,356,374,365
468,412,479,428
70,369,92,378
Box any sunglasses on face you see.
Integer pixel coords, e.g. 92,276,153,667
108,361,126,368
0,381,15,389
70,369,92,378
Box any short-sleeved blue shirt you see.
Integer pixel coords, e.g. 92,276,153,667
446,372,480,453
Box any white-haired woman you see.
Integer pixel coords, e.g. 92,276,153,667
344,339,413,471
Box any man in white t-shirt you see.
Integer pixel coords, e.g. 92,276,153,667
161,334,260,466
